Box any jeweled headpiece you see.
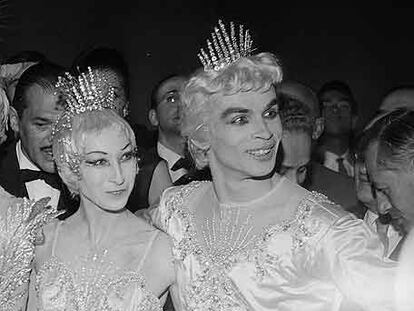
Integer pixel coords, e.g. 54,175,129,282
52,67,116,137
52,67,116,174
197,19,254,72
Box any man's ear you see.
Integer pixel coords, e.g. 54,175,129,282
312,117,325,140
148,109,159,127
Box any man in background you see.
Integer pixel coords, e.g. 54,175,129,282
276,80,362,218
0,62,78,219
316,80,358,177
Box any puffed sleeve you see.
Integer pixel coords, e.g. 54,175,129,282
321,214,397,311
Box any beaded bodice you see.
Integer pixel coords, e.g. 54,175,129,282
161,181,332,311
35,249,162,311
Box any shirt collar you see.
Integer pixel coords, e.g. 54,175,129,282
16,140,41,171
157,141,182,169
364,209,379,226
324,149,350,161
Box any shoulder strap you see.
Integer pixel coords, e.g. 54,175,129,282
51,221,63,256
136,230,159,271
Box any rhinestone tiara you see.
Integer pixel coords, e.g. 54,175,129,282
197,19,254,72
52,67,116,138
55,67,115,115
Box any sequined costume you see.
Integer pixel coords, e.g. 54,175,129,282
151,178,397,311
28,220,163,311
0,186,60,311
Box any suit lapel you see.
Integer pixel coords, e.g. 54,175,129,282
0,141,28,197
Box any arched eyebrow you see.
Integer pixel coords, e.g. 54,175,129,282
85,143,131,155
85,151,107,155
264,99,278,110
122,142,131,150
220,99,279,119
220,107,250,119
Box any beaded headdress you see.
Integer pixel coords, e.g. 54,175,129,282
52,67,116,174
197,19,254,72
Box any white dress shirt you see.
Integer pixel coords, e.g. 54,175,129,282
157,142,188,183
364,209,402,259
16,140,60,208
323,149,354,177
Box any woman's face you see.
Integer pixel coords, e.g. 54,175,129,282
78,126,137,212
207,87,282,180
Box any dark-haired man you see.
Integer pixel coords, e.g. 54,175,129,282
317,80,358,177
276,81,362,217
0,62,78,219
148,74,189,183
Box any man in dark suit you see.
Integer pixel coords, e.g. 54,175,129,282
130,74,190,213
276,81,363,218
0,62,78,219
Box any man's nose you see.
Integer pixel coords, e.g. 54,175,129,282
377,192,393,215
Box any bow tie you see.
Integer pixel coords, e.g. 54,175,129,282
171,157,192,171
20,169,61,190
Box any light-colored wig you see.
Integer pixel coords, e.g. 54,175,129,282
180,52,283,168
52,108,137,194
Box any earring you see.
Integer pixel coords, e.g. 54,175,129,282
122,106,129,118
122,101,130,118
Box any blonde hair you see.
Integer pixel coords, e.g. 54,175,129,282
52,108,136,194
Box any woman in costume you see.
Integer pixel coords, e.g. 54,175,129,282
24,68,175,310
151,20,397,311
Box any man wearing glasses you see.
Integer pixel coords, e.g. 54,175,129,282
316,80,358,177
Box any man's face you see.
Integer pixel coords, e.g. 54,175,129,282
18,84,64,173
207,88,282,180
365,142,414,229
320,90,353,135
280,130,311,185
154,76,186,134
354,158,378,212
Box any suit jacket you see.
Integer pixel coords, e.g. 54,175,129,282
127,147,161,213
0,141,79,220
305,161,365,219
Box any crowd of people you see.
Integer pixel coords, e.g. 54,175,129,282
0,19,413,311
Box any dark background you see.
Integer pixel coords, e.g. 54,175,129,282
1,1,413,128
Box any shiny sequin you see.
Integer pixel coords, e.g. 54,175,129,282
0,195,61,310
164,182,328,310
35,249,162,311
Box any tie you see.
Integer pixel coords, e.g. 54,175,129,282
376,218,390,257
171,157,192,171
20,169,61,190
336,157,347,175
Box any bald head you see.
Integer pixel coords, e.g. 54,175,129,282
276,81,319,118
380,87,414,112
